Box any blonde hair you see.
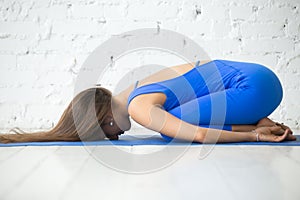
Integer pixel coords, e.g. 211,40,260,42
0,87,112,143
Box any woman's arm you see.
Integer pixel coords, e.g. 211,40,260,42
128,98,256,143
128,96,290,143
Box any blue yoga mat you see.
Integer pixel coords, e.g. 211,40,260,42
0,134,300,147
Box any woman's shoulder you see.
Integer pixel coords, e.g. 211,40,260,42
127,92,166,116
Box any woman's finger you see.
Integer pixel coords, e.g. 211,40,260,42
275,130,289,142
286,128,293,135
285,133,297,141
286,127,293,135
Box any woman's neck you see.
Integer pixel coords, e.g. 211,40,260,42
112,94,132,131
112,94,129,116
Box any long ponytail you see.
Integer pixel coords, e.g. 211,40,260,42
0,87,112,143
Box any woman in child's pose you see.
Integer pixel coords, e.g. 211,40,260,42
0,60,295,143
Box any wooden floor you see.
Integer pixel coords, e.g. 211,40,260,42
0,143,300,200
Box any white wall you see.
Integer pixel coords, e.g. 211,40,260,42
0,0,299,132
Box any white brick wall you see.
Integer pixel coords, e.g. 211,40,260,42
0,0,299,132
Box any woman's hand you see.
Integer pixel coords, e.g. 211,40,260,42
254,126,296,142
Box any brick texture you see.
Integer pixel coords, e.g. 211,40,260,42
0,0,299,132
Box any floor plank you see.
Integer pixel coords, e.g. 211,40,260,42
0,147,25,164
0,146,59,199
0,145,299,200
4,146,92,200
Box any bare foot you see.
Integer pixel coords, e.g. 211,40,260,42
257,118,293,135
256,118,276,127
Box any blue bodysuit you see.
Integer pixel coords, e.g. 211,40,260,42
127,60,283,141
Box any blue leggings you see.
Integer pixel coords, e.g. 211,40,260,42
161,60,283,141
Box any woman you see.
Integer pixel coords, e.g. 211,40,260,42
0,60,296,143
